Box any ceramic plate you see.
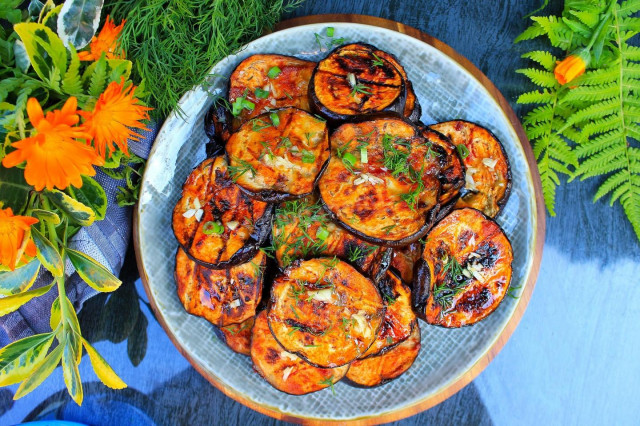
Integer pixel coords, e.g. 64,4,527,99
135,22,541,422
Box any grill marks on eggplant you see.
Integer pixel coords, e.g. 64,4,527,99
345,323,421,388
360,271,416,359
430,120,511,218
229,54,315,130
311,44,406,120
175,249,266,327
226,108,330,202
271,195,390,279
267,258,385,368
318,118,440,245
371,49,420,121
420,127,465,208
413,208,513,328
172,156,272,268
219,316,255,356
251,311,349,395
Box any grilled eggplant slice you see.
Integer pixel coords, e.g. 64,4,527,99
175,248,266,327
318,118,440,246
345,322,421,388
370,48,420,121
360,271,416,359
204,102,232,155
413,208,513,328
310,43,406,121
271,195,390,280
420,127,465,208
251,311,349,395
172,156,272,268
267,258,385,368
430,120,511,218
226,107,330,202
228,54,316,130
391,241,422,283
218,316,255,356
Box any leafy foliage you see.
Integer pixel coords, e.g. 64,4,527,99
516,0,640,241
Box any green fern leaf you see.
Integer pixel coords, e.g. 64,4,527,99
539,164,559,216
518,89,556,104
619,0,640,18
563,98,619,129
521,51,558,71
621,188,640,241
581,113,622,139
575,129,624,159
531,16,573,49
515,22,546,43
87,55,107,98
594,170,627,201
621,44,640,61
516,68,558,88
62,45,82,96
569,10,600,28
562,82,620,103
524,104,554,124
576,66,620,85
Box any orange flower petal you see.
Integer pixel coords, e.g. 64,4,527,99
0,208,38,270
27,97,44,127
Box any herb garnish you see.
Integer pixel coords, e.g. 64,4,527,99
267,66,281,79
346,244,377,263
350,83,372,97
231,92,255,116
382,224,396,235
254,87,269,99
319,376,336,395
433,255,471,312
371,52,385,67
301,150,316,164
228,157,256,181
456,144,470,159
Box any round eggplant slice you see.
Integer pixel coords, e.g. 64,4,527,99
267,258,385,368
173,156,272,269
430,120,511,218
310,43,405,121
369,48,419,121
413,208,513,328
318,118,440,246
420,127,465,207
271,195,390,280
251,311,349,395
226,107,330,202
218,316,255,356
360,271,416,359
175,248,266,327
391,241,423,283
228,54,316,130
345,322,421,388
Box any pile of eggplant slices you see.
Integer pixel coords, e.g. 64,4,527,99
172,43,514,394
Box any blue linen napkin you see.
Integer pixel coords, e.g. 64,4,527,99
0,126,158,347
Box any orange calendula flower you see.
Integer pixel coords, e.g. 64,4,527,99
554,50,590,85
0,208,38,271
81,78,151,158
78,15,126,61
2,97,104,191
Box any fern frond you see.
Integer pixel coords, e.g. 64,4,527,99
621,44,640,61
531,16,573,49
62,45,82,96
549,133,578,166
620,186,640,241
619,0,640,17
518,89,556,104
561,82,620,103
516,68,558,88
576,66,621,85
580,113,622,138
564,98,619,128
515,22,546,43
568,9,600,27
594,170,628,201
577,144,627,179
524,104,554,124
575,128,624,159
88,56,107,98
521,51,558,71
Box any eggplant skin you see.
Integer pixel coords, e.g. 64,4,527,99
226,107,330,202
370,48,419,121
172,156,273,269
228,54,316,130
204,102,232,156
251,311,349,395
360,270,416,359
430,120,512,218
267,258,386,368
218,316,255,356
310,43,406,122
390,241,423,283
345,322,421,388
318,117,441,246
271,194,390,281
413,208,514,328
419,127,465,207
174,248,266,327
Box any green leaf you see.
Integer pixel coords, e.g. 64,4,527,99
13,40,30,73
0,283,54,316
31,209,61,225
0,259,41,296
62,45,83,95
0,332,55,387
50,297,61,330
62,335,83,405
44,189,95,226
516,68,558,88
66,175,107,221
57,0,104,50
13,23,67,84
14,343,63,400
66,248,122,292
0,0,22,24
0,165,31,213
86,54,107,98
82,337,127,389
31,227,63,277
108,59,132,83
49,296,82,362
521,50,558,71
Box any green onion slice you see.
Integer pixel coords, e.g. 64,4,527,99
255,87,269,98
203,221,224,235
270,112,280,127
316,227,330,241
267,66,281,79
342,152,357,167
456,144,470,159
360,147,368,164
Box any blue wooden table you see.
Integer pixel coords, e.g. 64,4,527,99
2,1,639,424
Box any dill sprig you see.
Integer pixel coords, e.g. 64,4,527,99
105,0,304,119
433,254,471,312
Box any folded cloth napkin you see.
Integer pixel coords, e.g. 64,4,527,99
0,126,158,347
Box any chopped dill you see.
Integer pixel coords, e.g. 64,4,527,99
227,157,256,181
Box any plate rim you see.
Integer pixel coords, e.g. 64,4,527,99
133,14,545,425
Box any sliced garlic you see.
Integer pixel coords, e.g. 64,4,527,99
270,98,277,106
281,352,298,361
183,209,197,218
194,209,204,222
309,288,333,303
282,366,295,382
228,299,241,309
347,72,356,87
227,220,239,230
483,158,497,169
193,198,201,210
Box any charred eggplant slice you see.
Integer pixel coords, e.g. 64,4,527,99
267,258,385,368
360,271,416,359
175,249,266,327
228,54,316,130
345,323,421,388
204,102,232,155
318,118,440,246
310,43,406,121
420,127,465,208
370,48,419,121
226,107,330,202
173,156,272,269
430,120,511,218
413,208,513,328
390,241,423,283
218,316,255,356
271,195,390,280
251,311,349,395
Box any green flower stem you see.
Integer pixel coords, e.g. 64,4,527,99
585,0,616,51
